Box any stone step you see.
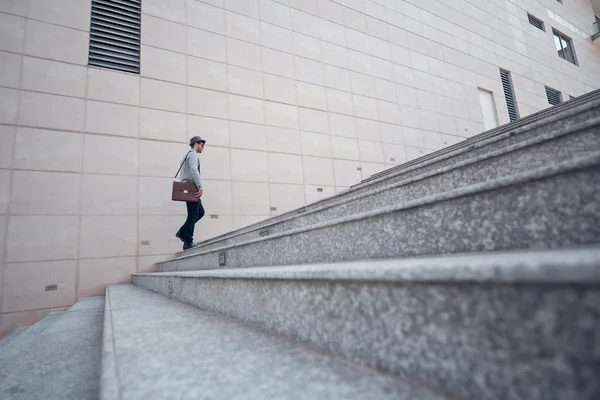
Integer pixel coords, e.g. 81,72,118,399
101,284,451,400
362,88,600,184
0,311,65,369
182,120,599,255
0,297,104,400
0,326,29,353
134,246,600,400
192,90,600,254
159,152,600,272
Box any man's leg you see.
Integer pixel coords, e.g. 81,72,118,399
195,200,205,223
181,201,199,248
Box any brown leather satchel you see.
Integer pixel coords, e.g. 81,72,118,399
172,151,199,203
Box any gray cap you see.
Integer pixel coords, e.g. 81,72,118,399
189,136,206,146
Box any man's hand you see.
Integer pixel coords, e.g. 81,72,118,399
194,190,203,198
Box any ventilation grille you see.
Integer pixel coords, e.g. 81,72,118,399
89,0,141,74
527,14,544,31
500,70,518,122
546,87,562,106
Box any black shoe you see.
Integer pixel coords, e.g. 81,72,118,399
183,243,197,251
175,231,184,243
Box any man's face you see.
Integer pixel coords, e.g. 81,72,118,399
195,142,205,153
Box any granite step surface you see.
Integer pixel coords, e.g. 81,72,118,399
0,326,29,355
159,152,600,272
101,284,452,400
135,246,600,400
181,123,599,255
0,311,66,369
362,88,600,184
0,297,105,400
191,91,600,254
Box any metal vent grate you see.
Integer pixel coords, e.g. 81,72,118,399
500,69,518,122
527,14,544,31
89,0,141,74
546,87,562,106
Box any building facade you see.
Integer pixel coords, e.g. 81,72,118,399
1,0,599,336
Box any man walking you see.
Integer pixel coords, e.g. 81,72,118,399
176,136,206,250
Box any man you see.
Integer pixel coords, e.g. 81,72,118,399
175,136,206,250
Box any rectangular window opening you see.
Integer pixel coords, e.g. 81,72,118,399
89,0,141,74
527,14,545,31
499,69,519,122
546,87,562,106
553,29,577,65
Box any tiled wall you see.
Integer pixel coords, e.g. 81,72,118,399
0,0,599,336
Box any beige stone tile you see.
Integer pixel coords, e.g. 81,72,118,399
227,37,262,70
79,216,137,258
327,88,354,116
225,0,258,18
319,18,346,46
331,136,359,160
269,183,305,214
360,161,386,179
0,307,68,339
259,0,291,29
351,71,375,97
298,107,329,134
87,68,140,106
141,78,186,113
81,174,137,215
265,101,298,129
10,171,81,215
187,26,226,62
196,215,234,242
380,122,404,145
21,57,86,97
233,214,268,230
188,87,229,119
294,56,324,85
14,128,83,172
231,149,268,182
24,20,88,64
260,21,292,53
144,0,185,23
140,108,187,143
1,260,77,313
296,81,326,109
383,143,408,165
0,171,9,214
19,91,85,131
0,0,28,16
137,254,171,273
139,177,181,216
230,121,266,151
78,257,136,297
187,0,225,34
329,114,356,138
138,215,182,255
268,153,304,184
262,47,294,79
358,139,385,163
405,145,428,162
141,14,185,53
293,31,322,61
300,131,331,157
28,0,90,30
318,0,344,24
200,146,231,180
83,135,138,175
263,74,297,104
139,140,187,178
0,51,22,88
229,94,264,124
0,88,19,125
141,45,186,84
353,94,379,120
6,215,79,262
226,10,259,43
232,181,270,215
0,125,15,169
187,115,229,147
85,101,139,138
291,8,319,37
266,126,301,155
0,13,25,52
200,179,233,215
356,118,381,141
305,184,335,205
333,159,362,186
187,56,227,91
228,66,263,98
322,41,348,69
302,156,335,185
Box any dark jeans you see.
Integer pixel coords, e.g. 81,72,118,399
178,199,205,245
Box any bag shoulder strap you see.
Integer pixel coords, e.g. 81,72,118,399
174,150,194,178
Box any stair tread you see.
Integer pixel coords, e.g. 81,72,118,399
140,246,600,284
0,300,104,400
102,284,451,400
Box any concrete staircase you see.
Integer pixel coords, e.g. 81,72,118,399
0,91,599,399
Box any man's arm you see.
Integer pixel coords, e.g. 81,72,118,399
186,152,203,190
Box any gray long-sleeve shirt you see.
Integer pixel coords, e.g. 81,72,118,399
178,150,203,190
